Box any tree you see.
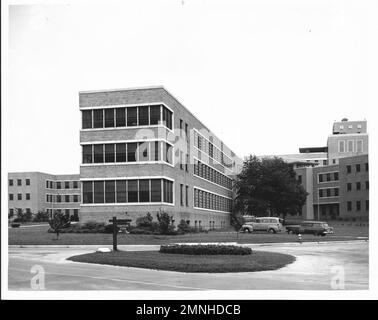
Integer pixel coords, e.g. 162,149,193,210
49,212,70,240
233,155,308,220
33,211,50,222
156,210,175,235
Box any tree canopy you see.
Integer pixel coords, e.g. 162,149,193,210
233,155,308,219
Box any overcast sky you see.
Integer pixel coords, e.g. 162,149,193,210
3,0,376,174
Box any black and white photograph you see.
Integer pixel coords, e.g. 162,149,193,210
2,0,377,304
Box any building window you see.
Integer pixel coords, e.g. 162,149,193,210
105,180,115,203
65,195,70,203
127,107,138,126
73,181,79,189
347,140,354,153
318,174,323,183
365,163,369,171
139,180,150,202
9,208,14,216
115,108,126,127
116,180,127,203
138,106,149,126
26,179,30,186
94,181,104,203
347,183,352,191
116,143,127,162
105,144,115,163
334,172,339,181
356,182,361,191
356,201,361,211
73,195,79,202
127,143,137,162
151,179,162,202
83,181,93,203
163,179,173,203
26,208,31,214
151,141,160,161
17,179,22,186
326,189,331,197
17,193,22,200
356,164,361,172
338,140,345,153
334,188,339,196
366,200,369,211
297,175,302,184
185,123,188,140
164,143,173,164
186,154,189,172
138,142,149,162
73,209,79,220
150,105,161,125
347,201,352,211
26,193,30,200
93,109,104,128
65,181,70,189
128,180,138,202
82,110,92,129
104,108,115,128
319,189,323,198
57,195,62,203
9,194,13,201
326,173,331,182
9,179,13,186
186,185,189,207
82,145,93,163
347,165,351,174
50,181,53,189
180,184,184,206
94,144,104,163
365,181,369,190
162,107,173,130
356,140,363,153
56,181,62,189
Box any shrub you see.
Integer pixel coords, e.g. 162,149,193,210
136,213,154,228
160,244,252,255
129,228,154,235
177,219,191,233
48,212,70,239
11,223,20,228
33,211,50,222
157,210,175,235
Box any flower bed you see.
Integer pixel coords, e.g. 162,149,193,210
159,244,252,255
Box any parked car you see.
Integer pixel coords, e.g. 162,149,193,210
285,221,334,236
240,217,283,234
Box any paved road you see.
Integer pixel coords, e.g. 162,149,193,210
8,241,368,290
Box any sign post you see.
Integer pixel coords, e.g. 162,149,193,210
109,217,132,251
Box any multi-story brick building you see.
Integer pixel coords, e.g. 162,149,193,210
8,172,81,220
79,86,242,229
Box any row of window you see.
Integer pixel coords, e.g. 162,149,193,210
318,172,339,183
193,130,233,168
346,163,368,173
82,179,173,204
319,188,339,198
46,194,80,203
82,105,173,130
9,208,79,219
338,124,362,130
82,141,173,164
9,193,30,201
193,188,232,213
9,178,30,186
338,139,363,153
46,180,79,189
347,181,369,191
194,160,233,190
347,200,369,212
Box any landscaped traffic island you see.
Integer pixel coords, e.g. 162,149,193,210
67,244,296,273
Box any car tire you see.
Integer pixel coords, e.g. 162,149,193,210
268,228,276,234
288,230,294,234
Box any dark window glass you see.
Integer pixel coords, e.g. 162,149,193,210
65,195,70,202
162,107,173,130
83,182,93,203
151,141,160,161
94,144,104,163
139,142,149,161
138,106,149,126
115,108,126,127
347,183,352,191
82,110,92,129
26,179,30,186
105,180,115,203
334,188,339,196
366,200,369,211
298,175,302,184
57,182,62,189
9,179,13,186
105,144,115,163
356,164,361,172
49,181,53,189
334,172,339,181
139,180,150,202
356,182,361,191
9,194,13,201
93,109,103,128
319,174,323,182
326,189,331,197
326,173,331,181
83,145,93,163
356,201,361,211
105,108,115,127
56,195,61,203
65,181,70,189
347,165,351,173
164,143,173,164
73,181,78,189
116,143,126,162
94,181,104,203
17,179,22,186
185,123,188,140
366,181,369,190
365,163,369,171
150,105,160,125
186,185,189,207
73,195,79,202
127,107,137,126
151,179,161,202
128,180,138,202
127,143,137,162
180,184,184,206
319,189,323,198
116,180,127,203
163,179,173,203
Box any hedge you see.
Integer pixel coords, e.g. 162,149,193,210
159,244,252,255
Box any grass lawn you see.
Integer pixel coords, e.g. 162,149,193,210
67,250,296,273
9,224,368,246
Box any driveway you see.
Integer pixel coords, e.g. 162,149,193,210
7,241,368,290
